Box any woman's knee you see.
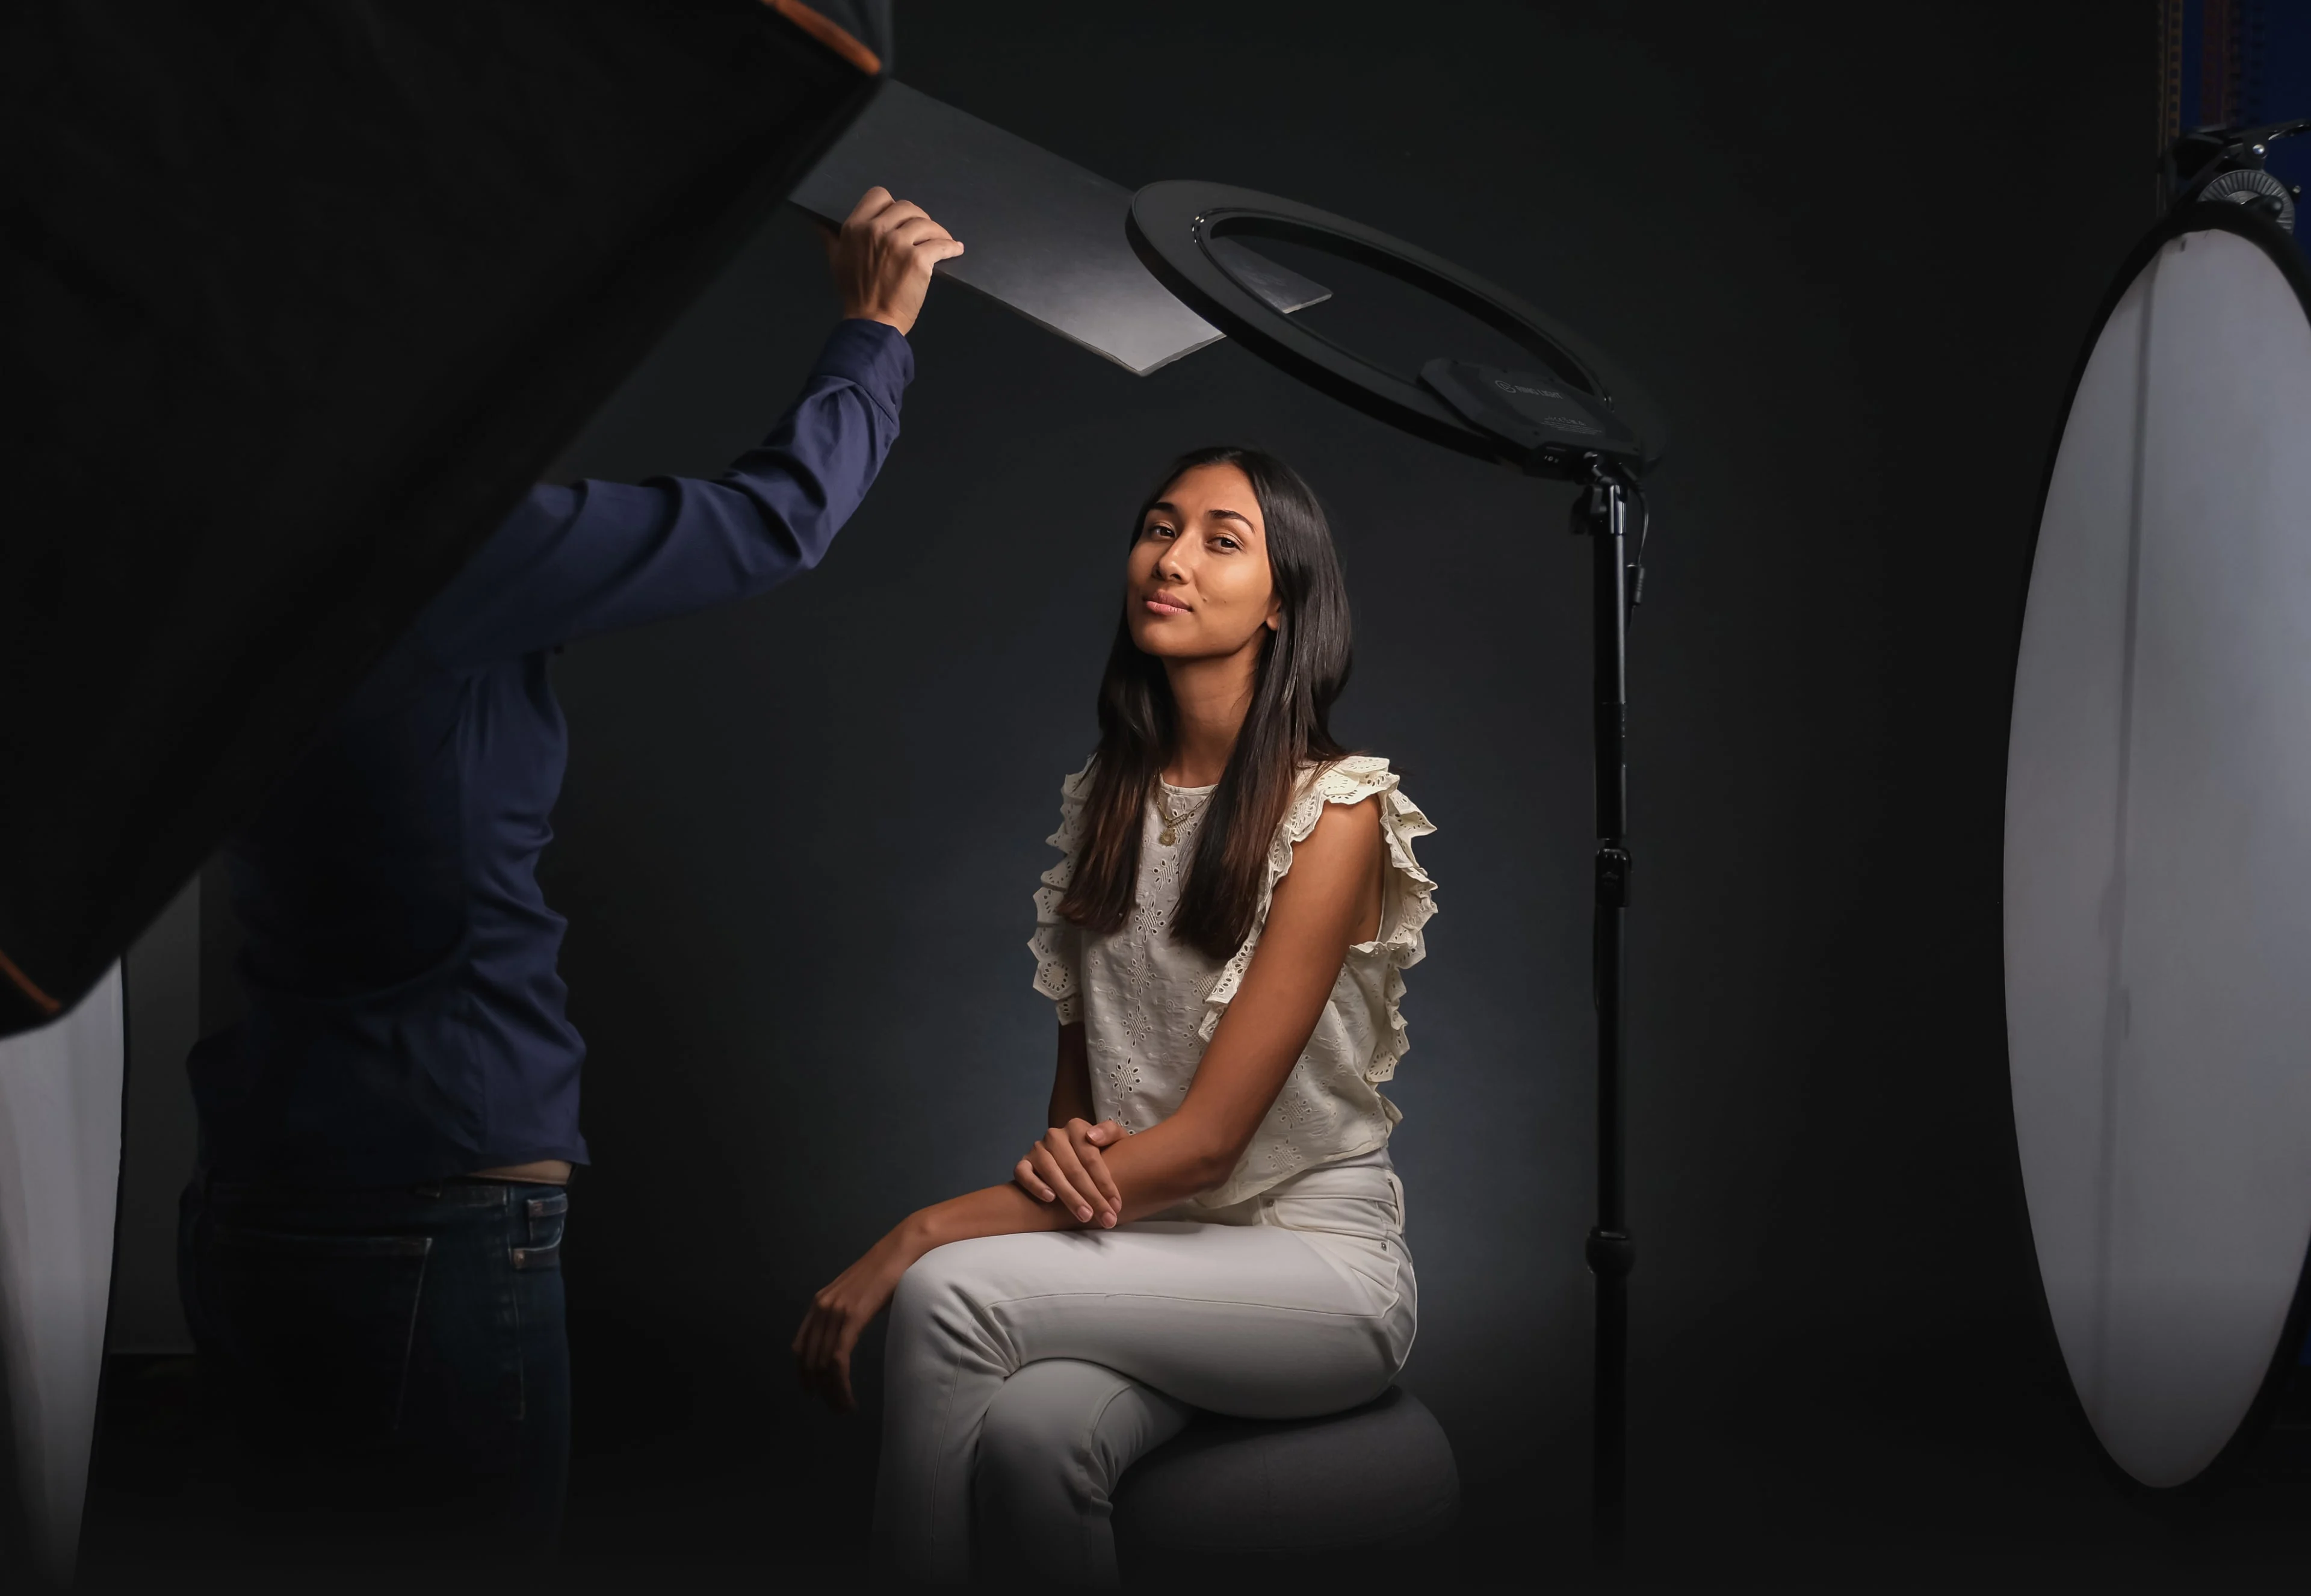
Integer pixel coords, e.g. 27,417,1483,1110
980,1361,1113,1490
888,1239,1015,1366
979,1360,1188,1509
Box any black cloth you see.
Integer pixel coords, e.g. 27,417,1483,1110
0,1,875,1033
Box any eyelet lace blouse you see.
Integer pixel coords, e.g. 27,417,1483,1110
1027,754,1439,1208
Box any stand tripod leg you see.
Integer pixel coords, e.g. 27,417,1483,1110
1581,463,1635,1562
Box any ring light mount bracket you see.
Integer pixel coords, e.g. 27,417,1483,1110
1422,359,1647,475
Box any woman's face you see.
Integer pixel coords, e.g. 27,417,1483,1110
1125,463,1280,664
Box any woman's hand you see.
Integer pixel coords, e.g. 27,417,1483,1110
1014,1118,1125,1228
793,1228,917,1412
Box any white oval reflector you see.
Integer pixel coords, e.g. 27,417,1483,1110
2006,220,2311,1488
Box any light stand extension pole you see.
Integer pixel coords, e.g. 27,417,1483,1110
1578,456,1636,1562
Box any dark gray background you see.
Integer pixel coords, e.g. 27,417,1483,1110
529,0,2204,1582
86,1,2311,1588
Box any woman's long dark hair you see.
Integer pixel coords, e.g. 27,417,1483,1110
1057,446,1353,960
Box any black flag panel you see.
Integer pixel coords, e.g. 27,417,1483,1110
0,2,876,1034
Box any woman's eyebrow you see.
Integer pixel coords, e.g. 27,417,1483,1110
1143,500,1256,533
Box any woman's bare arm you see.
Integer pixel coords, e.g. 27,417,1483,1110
1014,1019,1126,1223
1047,1021,1094,1125
1001,794,1385,1226
1107,794,1383,1203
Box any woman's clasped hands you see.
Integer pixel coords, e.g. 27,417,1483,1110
1014,1117,1127,1228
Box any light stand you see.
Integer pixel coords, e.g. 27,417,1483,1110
1580,459,1636,1554
1126,182,1666,1562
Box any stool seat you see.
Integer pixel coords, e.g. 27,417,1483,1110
1112,1385,1459,1562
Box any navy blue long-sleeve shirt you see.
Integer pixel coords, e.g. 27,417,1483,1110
188,318,913,1185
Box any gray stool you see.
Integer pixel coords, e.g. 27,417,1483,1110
1111,1386,1459,1573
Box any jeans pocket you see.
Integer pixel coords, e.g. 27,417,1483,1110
204,1224,433,1450
515,1189,566,1270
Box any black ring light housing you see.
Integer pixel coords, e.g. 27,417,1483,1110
1126,179,1666,481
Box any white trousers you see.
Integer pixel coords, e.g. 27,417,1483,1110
871,1155,1415,1586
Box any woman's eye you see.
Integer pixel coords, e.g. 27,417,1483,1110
1214,536,1240,551
1146,524,1176,540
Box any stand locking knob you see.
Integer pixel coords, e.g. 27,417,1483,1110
1595,847,1632,907
1586,1228,1636,1278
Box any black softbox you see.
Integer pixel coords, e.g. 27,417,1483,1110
0,1,879,1035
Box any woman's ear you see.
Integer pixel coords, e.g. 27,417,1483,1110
1266,595,1283,632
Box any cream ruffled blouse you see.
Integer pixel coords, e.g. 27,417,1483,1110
1027,754,1439,1208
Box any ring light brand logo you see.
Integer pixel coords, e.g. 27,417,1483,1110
1490,375,1605,434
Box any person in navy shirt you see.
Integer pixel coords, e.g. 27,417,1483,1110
176,186,962,1564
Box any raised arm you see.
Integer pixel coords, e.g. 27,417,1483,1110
412,326,908,667
794,796,1383,1410
414,188,959,667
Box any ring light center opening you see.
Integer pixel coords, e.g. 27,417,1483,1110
1199,212,1598,394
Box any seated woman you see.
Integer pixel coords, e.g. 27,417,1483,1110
792,445,1438,1585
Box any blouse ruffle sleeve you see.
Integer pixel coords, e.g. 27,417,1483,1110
1196,754,1439,1082
1027,761,1095,1025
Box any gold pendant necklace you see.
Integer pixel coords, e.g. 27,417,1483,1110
1155,784,1212,847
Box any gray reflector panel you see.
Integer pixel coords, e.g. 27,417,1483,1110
788,82,1326,374
2006,226,2311,1487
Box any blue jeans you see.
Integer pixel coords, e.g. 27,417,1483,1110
177,1174,570,1563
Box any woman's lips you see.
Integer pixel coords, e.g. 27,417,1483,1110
1142,595,1190,616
